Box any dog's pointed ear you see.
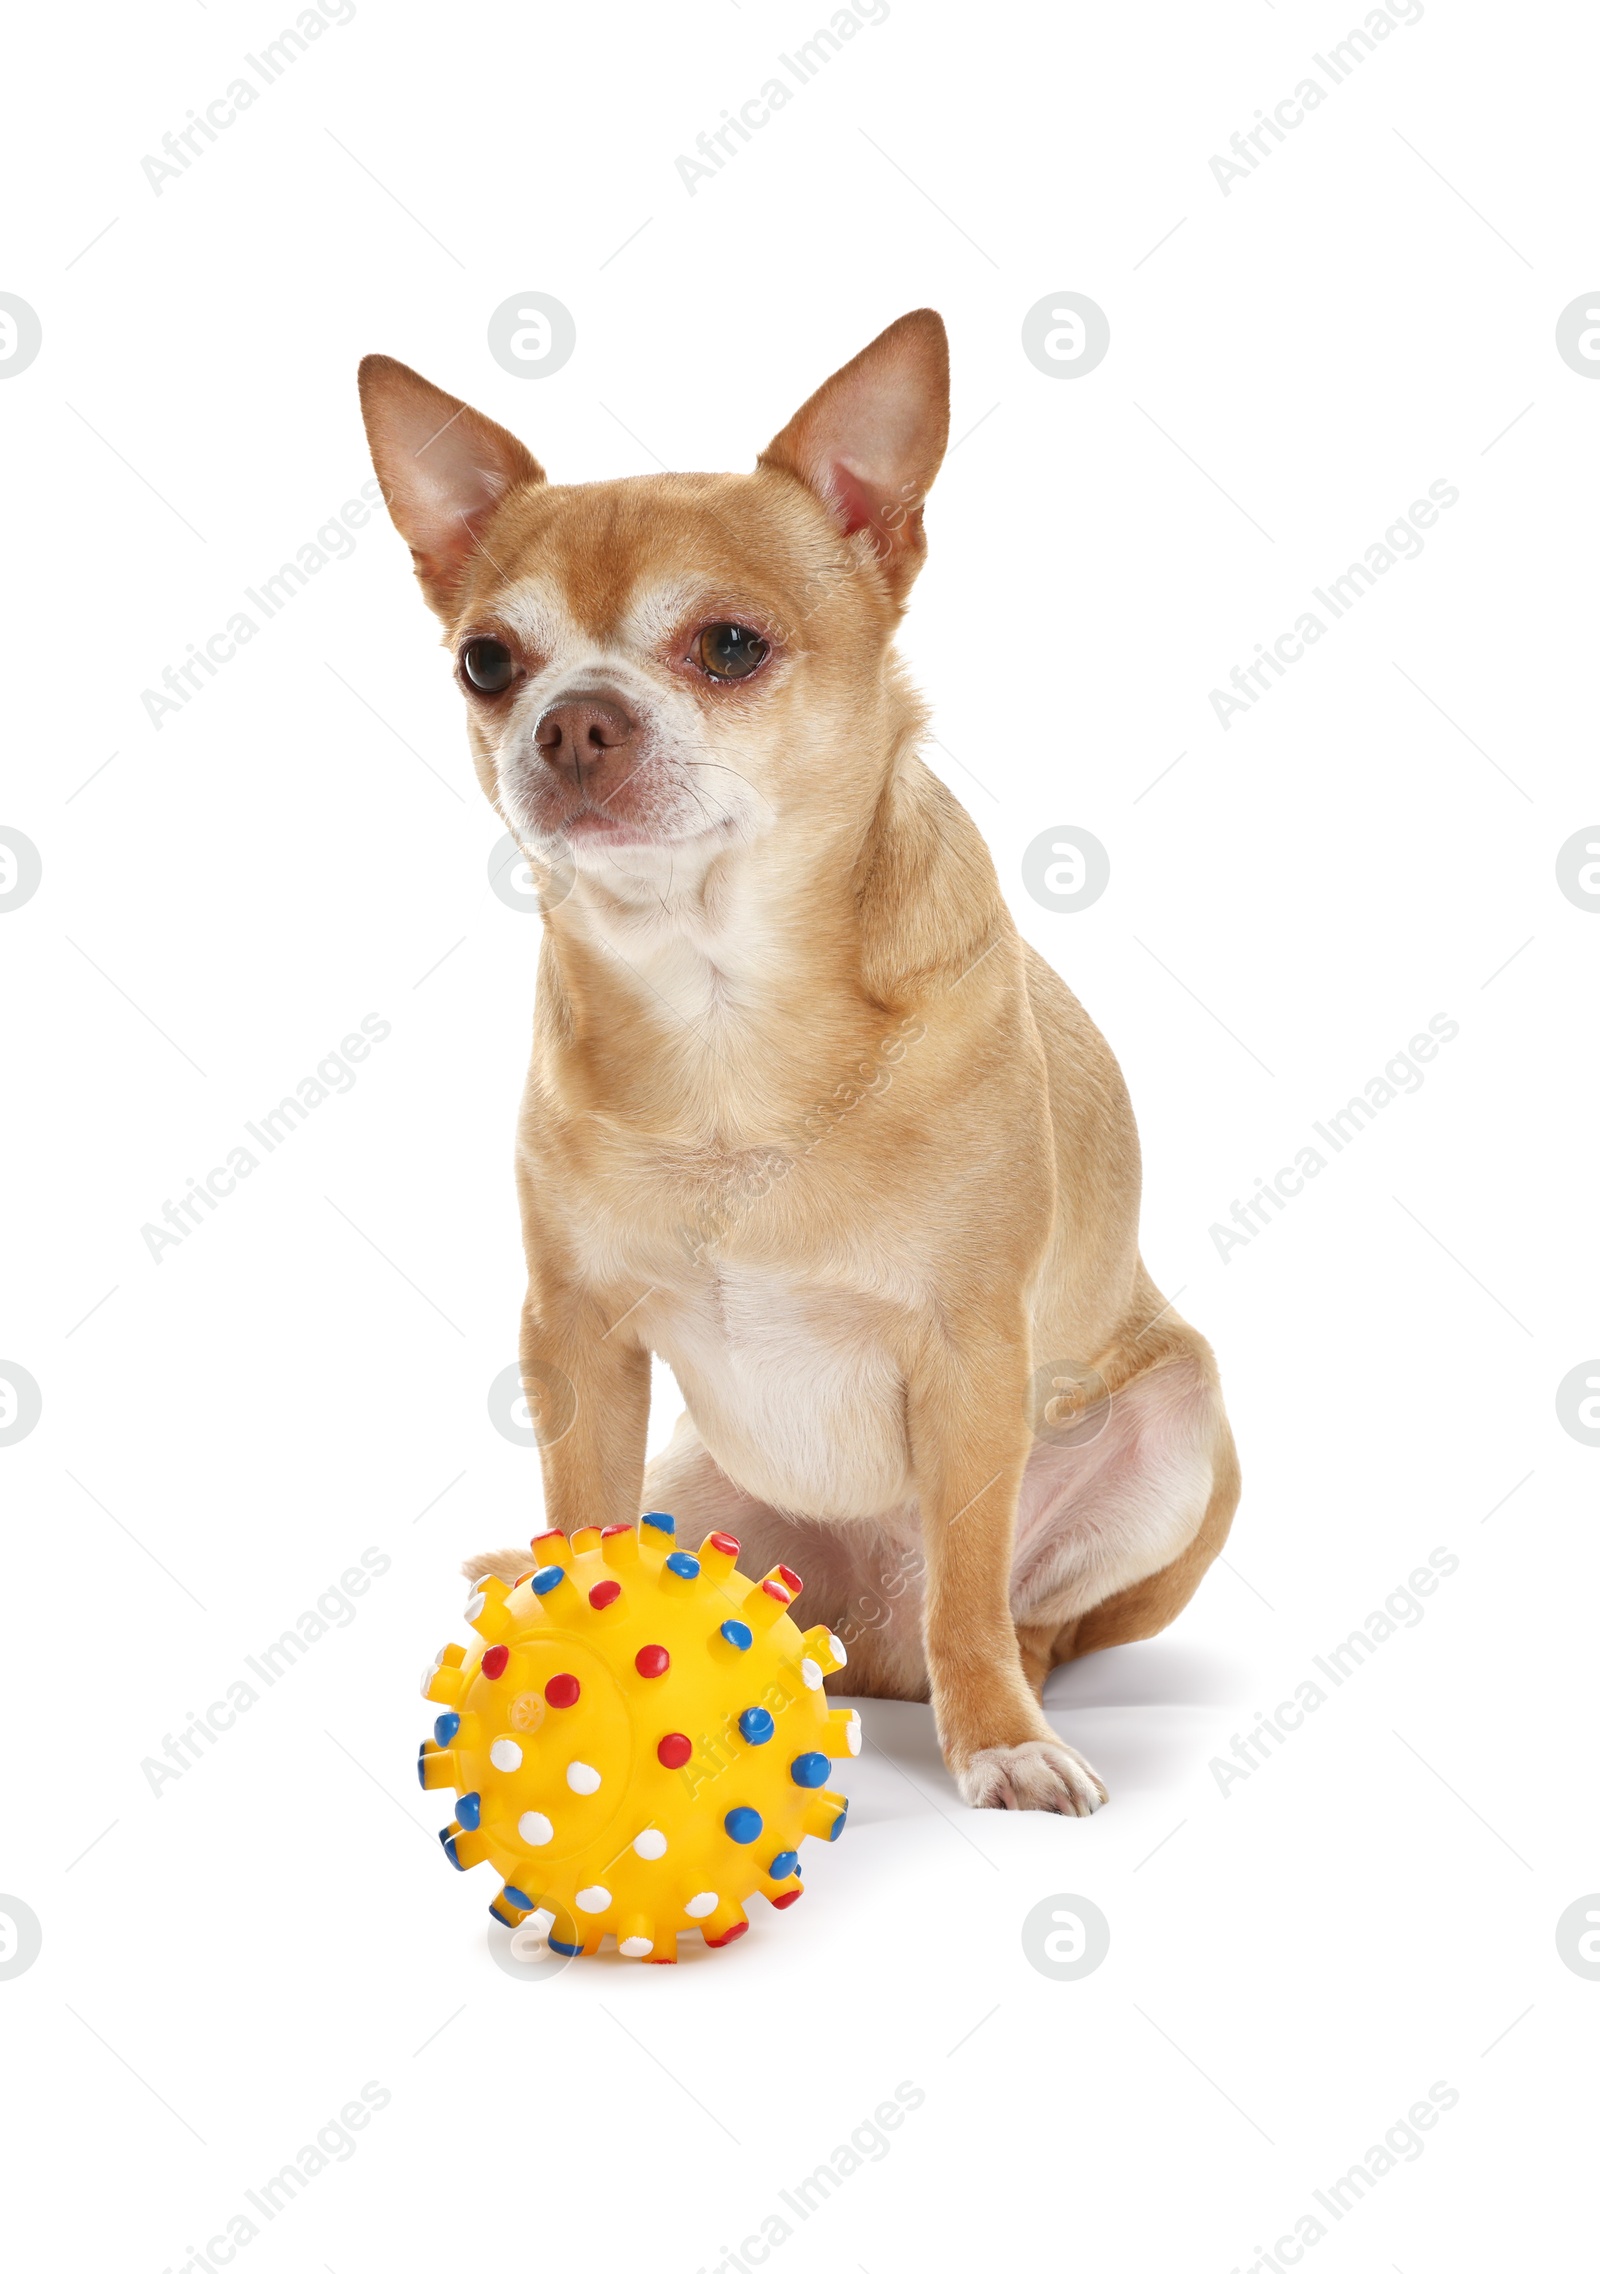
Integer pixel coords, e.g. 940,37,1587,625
757,309,949,602
358,355,544,615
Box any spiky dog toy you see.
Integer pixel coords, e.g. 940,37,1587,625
419,1515,856,1960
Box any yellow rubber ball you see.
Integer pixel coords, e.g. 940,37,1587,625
419,1513,856,1960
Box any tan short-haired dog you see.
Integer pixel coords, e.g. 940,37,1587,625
360,311,1238,1813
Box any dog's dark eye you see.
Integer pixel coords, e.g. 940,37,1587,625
462,637,517,693
695,623,769,681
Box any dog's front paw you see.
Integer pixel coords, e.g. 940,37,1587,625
957,1738,1107,1817
461,1547,533,1586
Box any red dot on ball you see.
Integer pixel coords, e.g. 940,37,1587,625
545,1673,581,1708
761,1579,791,1604
708,1530,740,1557
777,1564,803,1594
589,1579,621,1609
635,1644,670,1679
706,1920,749,1945
481,1645,509,1680
657,1731,692,1769
770,1888,803,1910
601,1523,632,1537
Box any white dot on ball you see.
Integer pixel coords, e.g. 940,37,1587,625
566,1759,601,1794
827,1631,848,1667
684,1891,718,1919
464,1586,486,1621
489,1737,523,1772
419,1650,445,1698
575,1884,611,1913
518,1810,553,1846
800,1657,823,1689
619,1935,654,1959
633,1828,668,1860
844,1711,862,1756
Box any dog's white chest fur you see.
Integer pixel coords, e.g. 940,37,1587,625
645,1267,913,1522
552,889,917,1521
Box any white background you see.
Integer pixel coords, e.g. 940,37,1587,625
2,1,1595,2268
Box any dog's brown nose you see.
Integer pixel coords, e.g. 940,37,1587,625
534,694,635,782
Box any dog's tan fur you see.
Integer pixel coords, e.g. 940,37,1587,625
359,311,1238,1813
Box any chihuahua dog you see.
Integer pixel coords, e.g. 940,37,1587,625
359,310,1238,1814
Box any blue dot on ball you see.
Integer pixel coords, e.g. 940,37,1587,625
456,1790,482,1831
739,1706,774,1745
531,1564,565,1595
829,1801,850,1840
724,1805,763,1844
768,1849,799,1879
434,1712,461,1746
790,1751,829,1788
720,1619,753,1651
665,1551,701,1579
642,1511,676,1535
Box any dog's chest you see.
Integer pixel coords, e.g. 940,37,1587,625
549,911,922,1516
645,1255,915,1522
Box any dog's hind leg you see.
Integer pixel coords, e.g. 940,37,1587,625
1010,1340,1240,1668
1056,1416,1240,1660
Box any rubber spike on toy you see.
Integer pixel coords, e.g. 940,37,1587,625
527,1562,578,1618
422,1643,467,1706
744,1569,800,1630
697,1529,742,1584
802,1792,849,1842
700,1895,750,1948
614,1913,657,1960
417,1741,458,1791
441,1824,490,1871
464,1574,513,1642
799,1624,848,1678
